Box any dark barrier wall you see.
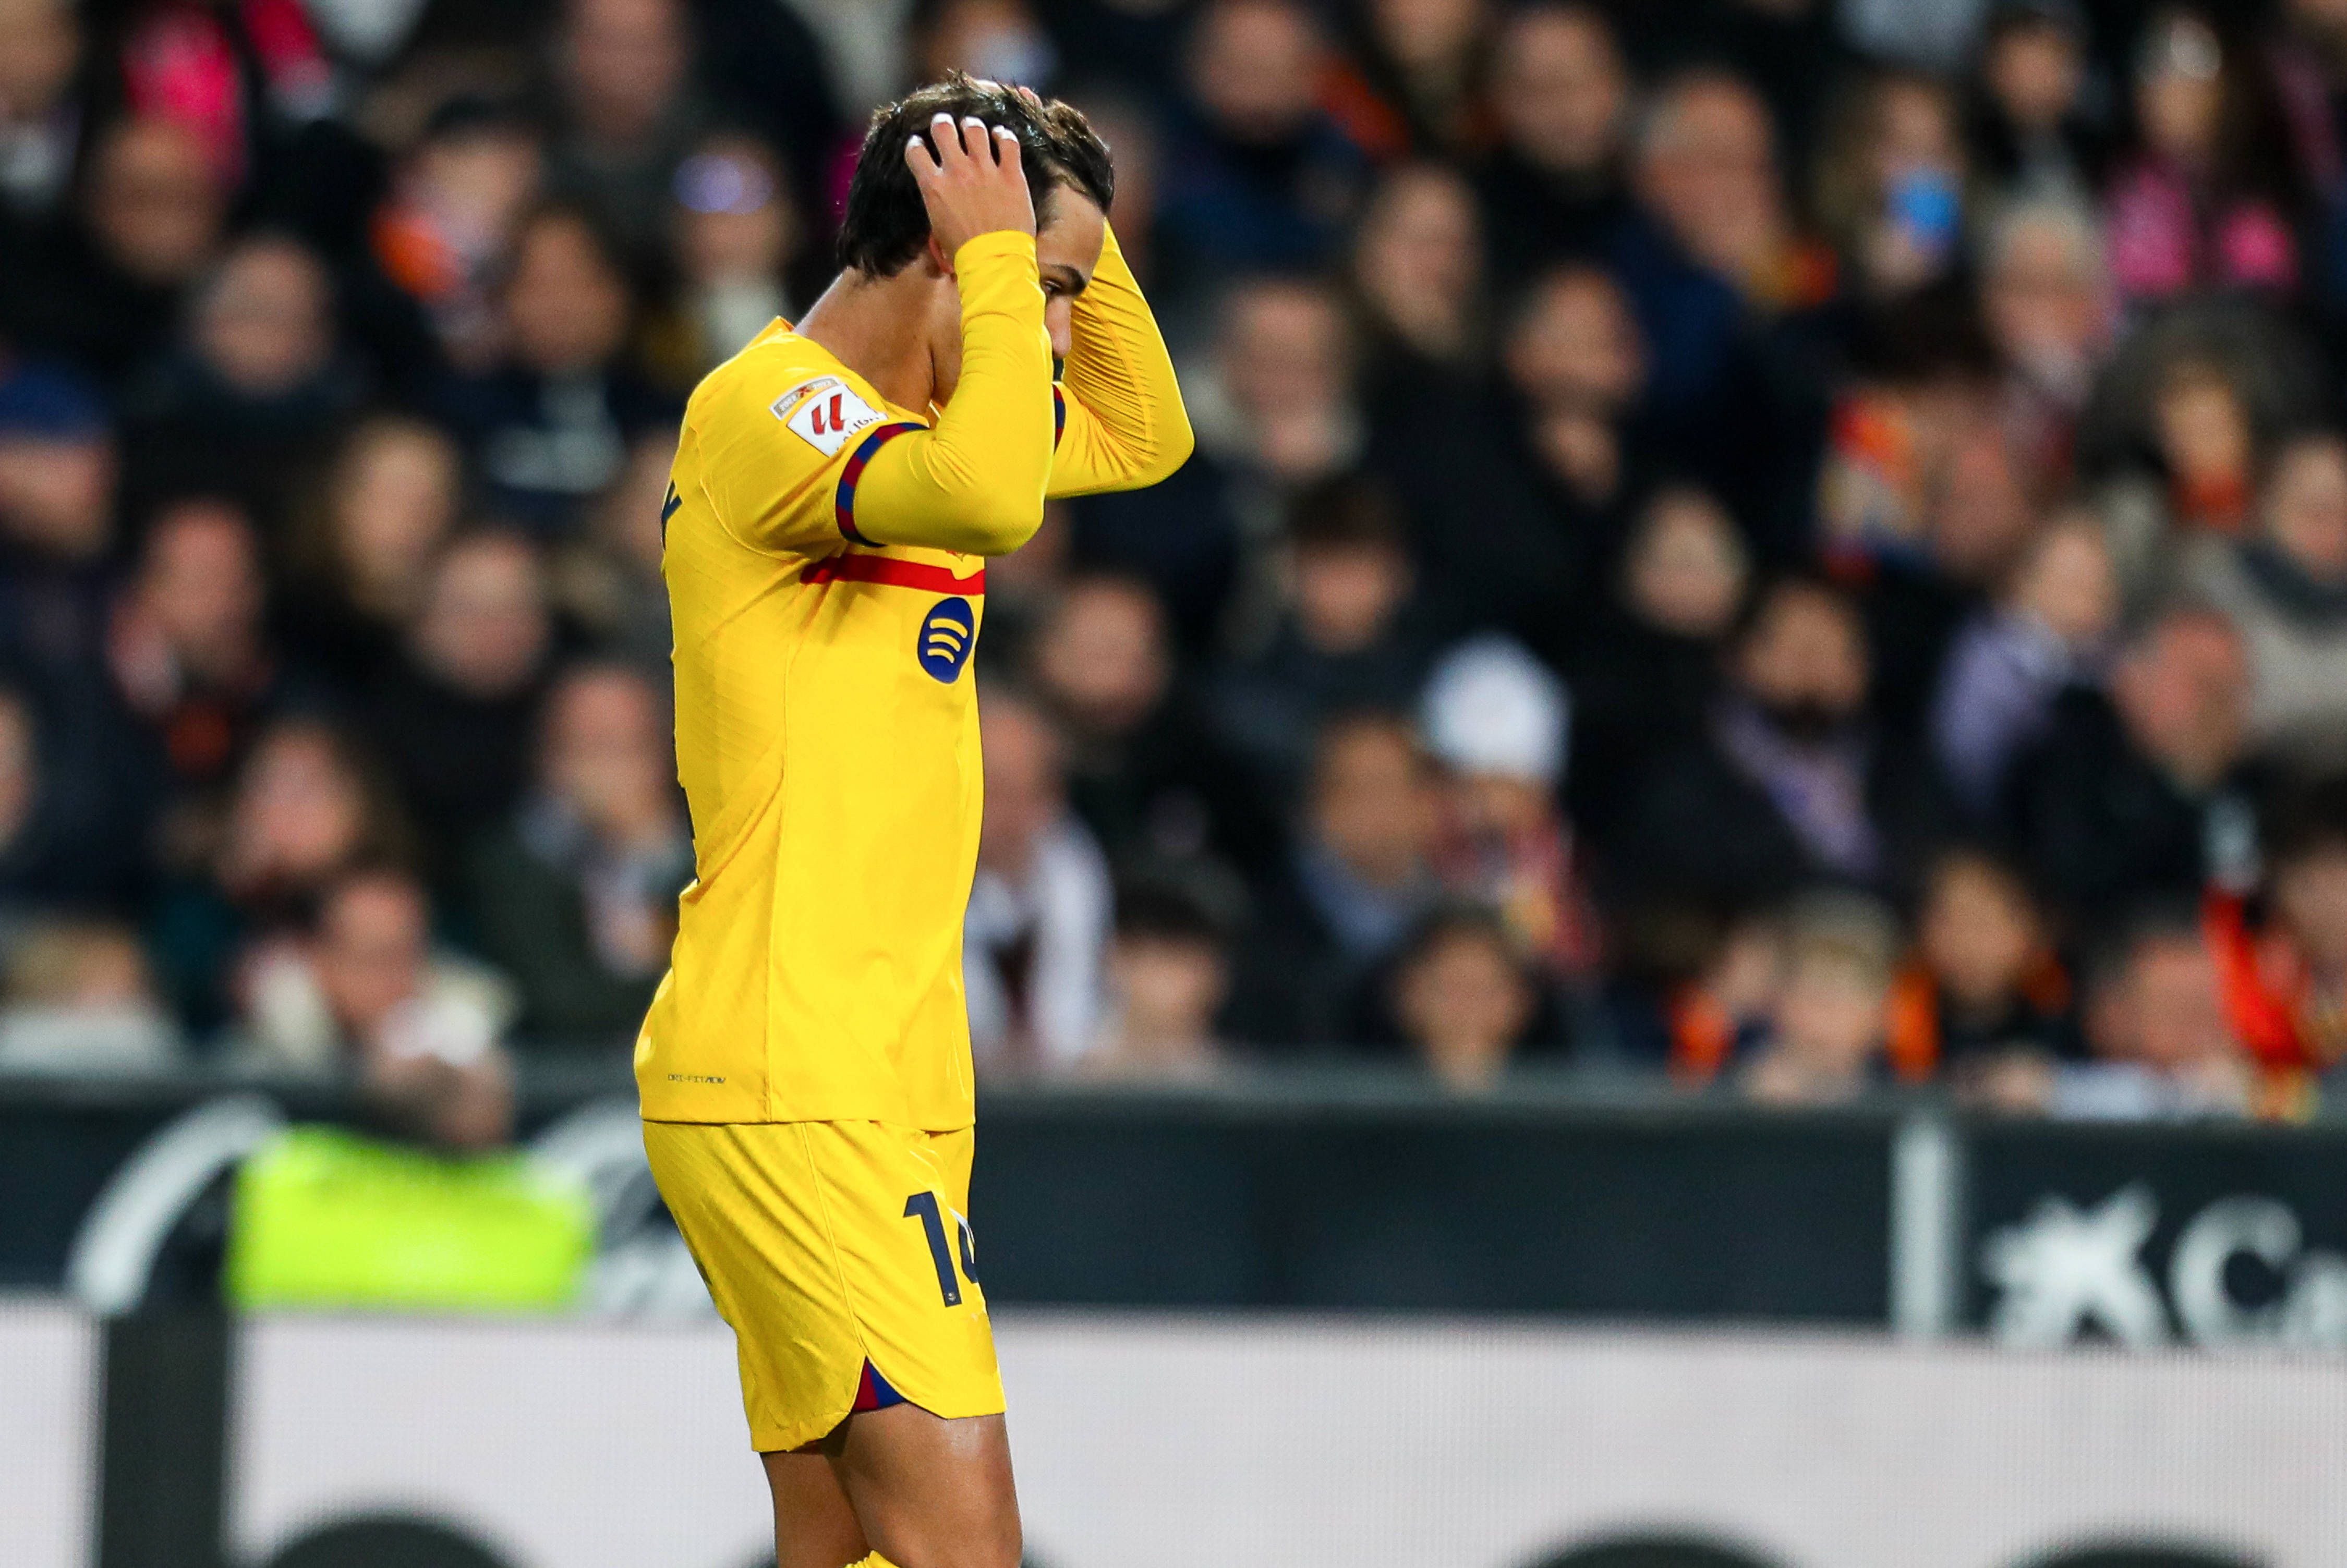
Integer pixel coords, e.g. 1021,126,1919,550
8,1066,2347,1334
0,1071,1897,1320
976,1093,1893,1317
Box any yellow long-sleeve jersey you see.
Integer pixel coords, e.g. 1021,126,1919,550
635,225,1190,1129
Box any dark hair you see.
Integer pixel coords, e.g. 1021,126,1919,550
837,74,1116,277
1729,571,1858,653
1288,473,1406,553
420,93,539,145
2083,897,2208,992
1115,876,1233,947
1395,902,1528,978
2268,776,2347,868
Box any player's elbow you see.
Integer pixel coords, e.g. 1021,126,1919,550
1148,405,1196,483
1111,405,1195,492
935,490,1044,555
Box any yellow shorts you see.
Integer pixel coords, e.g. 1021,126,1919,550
643,1119,1005,1453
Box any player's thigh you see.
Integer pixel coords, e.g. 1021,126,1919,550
761,1448,870,1568
830,1402,1020,1568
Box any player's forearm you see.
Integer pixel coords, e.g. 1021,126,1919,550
856,232,1055,555
1051,224,1194,496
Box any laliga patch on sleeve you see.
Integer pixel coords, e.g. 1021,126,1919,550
773,376,884,456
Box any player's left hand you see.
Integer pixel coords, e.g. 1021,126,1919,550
906,111,1034,259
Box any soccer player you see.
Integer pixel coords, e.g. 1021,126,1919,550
635,77,1190,1568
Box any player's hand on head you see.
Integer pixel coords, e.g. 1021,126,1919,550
906,112,1035,259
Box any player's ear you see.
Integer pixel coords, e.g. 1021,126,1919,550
923,232,954,278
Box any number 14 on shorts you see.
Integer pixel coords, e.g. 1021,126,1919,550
904,1190,979,1306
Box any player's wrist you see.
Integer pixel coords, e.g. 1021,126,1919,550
952,230,1037,272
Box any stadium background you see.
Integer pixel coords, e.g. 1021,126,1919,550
7,0,2347,1563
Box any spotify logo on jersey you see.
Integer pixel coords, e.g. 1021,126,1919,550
917,597,977,682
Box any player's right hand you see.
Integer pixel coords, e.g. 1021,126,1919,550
906,111,1035,260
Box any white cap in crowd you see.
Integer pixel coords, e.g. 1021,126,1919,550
1418,634,1569,786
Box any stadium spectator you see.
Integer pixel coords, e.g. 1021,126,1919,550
964,687,1111,1077
0,0,84,226
544,0,709,261
0,116,226,388
1892,847,2072,1087
1228,711,1439,1048
280,415,466,688
109,0,334,196
435,204,676,533
0,917,180,1074
1850,419,2042,740
1979,198,2115,475
0,360,119,684
2271,0,2347,263
1325,0,1495,163
1029,574,1273,873
149,718,412,1034
2183,429,2347,770
1741,891,1901,1106
1420,635,1599,980
1609,904,1783,1082
121,233,362,512
1613,576,1941,911
2050,904,2252,1119
1157,0,1371,297
2090,350,2265,604
2146,354,2263,539
1615,67,1824,539
360,96,547,380
1197,274,1361,494
1625,67,1817,319
239,867,517,1147
1388,903,1543,1090
2103,7,2302,306
1208,475,1432,810
913,0,1060,90
0,361,159,901
364,530,554,866
1967,0,2110,205
1812,67,1971,301
463,663,690,1047
1472,2,1632,289
647,133,802,387
2205,781,2347,1093
1061,266,1272,641
1078,875,1236,1083
0,684,146,919
106,499,284,809
1931,507,2119,818
1564,484,1748,841
2006,604,2261,929
1378,263,1638,649
1351,161,1485,404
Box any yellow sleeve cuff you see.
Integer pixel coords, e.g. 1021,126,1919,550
952,230,1039,280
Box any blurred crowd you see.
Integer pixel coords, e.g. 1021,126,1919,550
16,0,2347,1138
